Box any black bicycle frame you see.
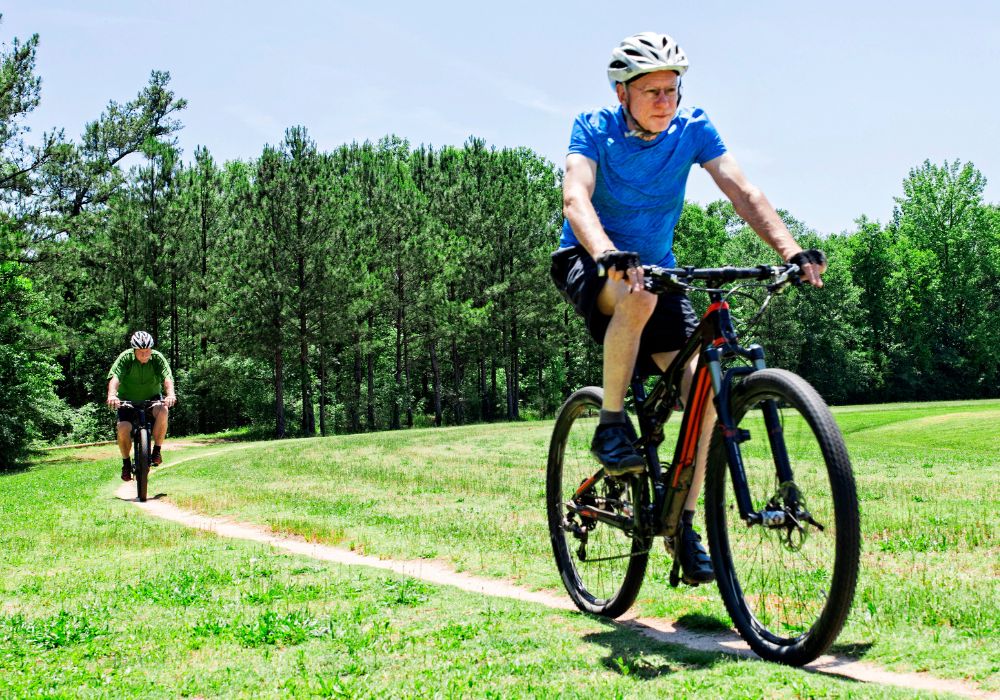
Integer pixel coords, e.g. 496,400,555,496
623,285,789,538
121,400,156,449
567,262,804,541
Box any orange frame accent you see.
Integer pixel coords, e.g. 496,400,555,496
673,366,712,487
702,300,729,318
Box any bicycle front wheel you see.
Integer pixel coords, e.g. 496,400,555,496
134,427,150,503
546,386,651,618
705,368,859,666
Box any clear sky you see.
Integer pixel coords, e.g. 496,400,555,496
4,1,998,234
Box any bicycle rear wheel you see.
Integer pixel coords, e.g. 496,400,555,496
134,427,150,503
546,386,651,618
705,368,859,666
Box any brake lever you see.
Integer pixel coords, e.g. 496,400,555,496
769,264,800,292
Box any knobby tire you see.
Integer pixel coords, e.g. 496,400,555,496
134,427,150,503
705,368,860,666
547,386,651,618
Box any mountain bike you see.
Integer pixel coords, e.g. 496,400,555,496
546,262,860,666
119,399,162,502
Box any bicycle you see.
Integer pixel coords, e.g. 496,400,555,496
118,399,163,503
547,262,860,666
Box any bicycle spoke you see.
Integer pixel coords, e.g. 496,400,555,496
547,387,651,618
707,369,859,663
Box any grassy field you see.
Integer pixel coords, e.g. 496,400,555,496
1,400,997,697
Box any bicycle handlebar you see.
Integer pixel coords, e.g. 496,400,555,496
640,263,801,295
117,399,166,410
644,263,798,283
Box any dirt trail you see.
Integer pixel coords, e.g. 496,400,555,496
114,456,994,699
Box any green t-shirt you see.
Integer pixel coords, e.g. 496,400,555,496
107,349,173,401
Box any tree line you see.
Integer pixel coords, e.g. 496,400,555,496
2,22,998,467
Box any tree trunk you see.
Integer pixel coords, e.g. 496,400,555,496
274,342,286,438
318,344,327,437
479,357,488,421
451,337,464,424
300,333,314,435
403,312,413,428
391,301,402,430
198,200,208,433
421,371,429,417
503,319,514,420
366,311,376,430
351,345,362,433
537,326,544,417
299,263,314,436
121,278,129,332
170,270,179,370
511,309,520,419
491,355,498,418
429,339,442,427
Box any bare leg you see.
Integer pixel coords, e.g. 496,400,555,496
598,282,656,412
117,422,132,457
686,401,716,511
152,406,169,446
662,353,715,512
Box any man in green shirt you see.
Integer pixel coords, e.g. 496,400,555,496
105,331,177,481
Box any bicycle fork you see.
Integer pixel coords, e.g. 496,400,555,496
714,347,822,545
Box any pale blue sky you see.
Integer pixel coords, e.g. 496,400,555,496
5,1,998,234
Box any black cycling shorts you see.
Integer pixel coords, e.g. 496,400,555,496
550,245,698,376
116,403,160,427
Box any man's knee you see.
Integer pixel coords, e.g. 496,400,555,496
599,283,656,320
622,289,657,315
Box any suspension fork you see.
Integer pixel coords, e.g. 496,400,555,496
713,345,767,523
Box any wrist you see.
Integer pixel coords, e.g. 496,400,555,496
783,249,802,263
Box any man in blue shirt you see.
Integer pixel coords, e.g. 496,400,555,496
552,32,825,584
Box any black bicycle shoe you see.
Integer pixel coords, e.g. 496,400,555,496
121,464,132,482
591,423,645,476
679,525,715,585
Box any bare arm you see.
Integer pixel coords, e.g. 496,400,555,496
563,153,642,292
106,377,120,409
703,153,823,287
163,378,176,407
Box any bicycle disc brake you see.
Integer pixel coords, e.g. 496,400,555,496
759,481,824,552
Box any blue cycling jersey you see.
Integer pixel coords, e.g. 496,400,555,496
559,105,727,267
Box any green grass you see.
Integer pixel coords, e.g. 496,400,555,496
152,399,1000,690
0,401,996,697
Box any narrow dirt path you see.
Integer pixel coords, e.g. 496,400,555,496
114,460,993,699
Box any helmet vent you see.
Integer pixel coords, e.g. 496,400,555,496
606,32,689,89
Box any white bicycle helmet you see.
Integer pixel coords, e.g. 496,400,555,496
130,331,154,349
607,32,689,89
